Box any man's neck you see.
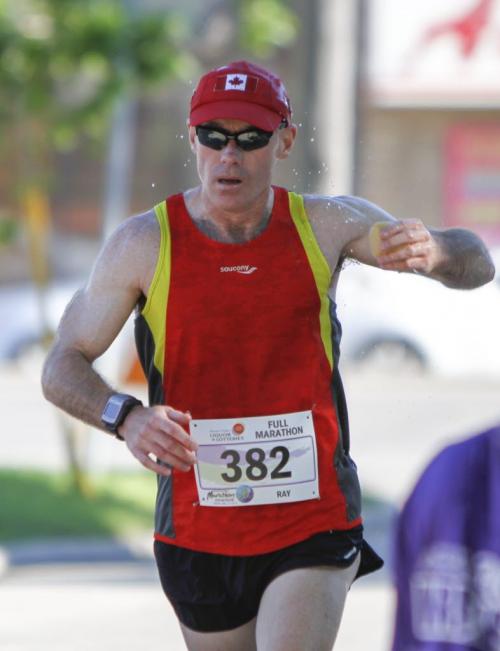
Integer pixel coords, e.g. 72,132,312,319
184,186,274,244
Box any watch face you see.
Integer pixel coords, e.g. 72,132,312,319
102,394,141,433
104,399,122,422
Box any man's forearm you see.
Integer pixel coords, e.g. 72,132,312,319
430,228,495,289
41,347,114,431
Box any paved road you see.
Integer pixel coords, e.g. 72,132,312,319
343,368,500,503
1,360,499,650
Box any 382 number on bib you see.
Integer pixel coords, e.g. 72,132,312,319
220,446,292,483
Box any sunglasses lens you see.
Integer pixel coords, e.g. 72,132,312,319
236,130,271,151
196,126,273,151
196,127,227,150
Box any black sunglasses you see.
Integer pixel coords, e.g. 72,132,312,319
195,125,275,151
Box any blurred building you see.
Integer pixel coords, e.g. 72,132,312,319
358,0,500,245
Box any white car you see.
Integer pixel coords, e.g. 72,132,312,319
336,249,500,378
0,281,81,360
0,280,134,382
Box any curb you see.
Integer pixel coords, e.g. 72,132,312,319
0,504,397,579
0,532,154,576
0,546,8,577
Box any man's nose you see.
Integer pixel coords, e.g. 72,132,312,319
219,139,241,161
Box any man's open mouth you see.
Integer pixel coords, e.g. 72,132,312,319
217,178,242,185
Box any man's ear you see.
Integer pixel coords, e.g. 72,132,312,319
276,123,297,160
187,121,197,153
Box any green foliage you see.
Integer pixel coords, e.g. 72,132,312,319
0,0,299,150
0,468,388,543
0,469,156,541
0,0,192,148
239,0,298,56
0,216,18,244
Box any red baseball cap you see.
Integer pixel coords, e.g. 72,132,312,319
189,60,292,132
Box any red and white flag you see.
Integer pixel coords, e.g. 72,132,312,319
225,73,248,91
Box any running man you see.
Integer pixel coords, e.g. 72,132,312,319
42,61,495,651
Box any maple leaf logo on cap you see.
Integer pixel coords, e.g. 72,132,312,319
225,73,247,91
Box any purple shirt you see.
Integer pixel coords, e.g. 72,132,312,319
391,426,500,651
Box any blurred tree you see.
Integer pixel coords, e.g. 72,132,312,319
0,0,191,494
190,0,298,61
0,0,192,294
238,0,298,57
0,215,18,245
0,0,189,149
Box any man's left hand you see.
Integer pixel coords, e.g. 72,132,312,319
375,219,443,274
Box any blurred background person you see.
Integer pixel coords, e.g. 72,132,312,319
391,423,500,650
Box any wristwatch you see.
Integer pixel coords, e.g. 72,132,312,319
101,393,143,440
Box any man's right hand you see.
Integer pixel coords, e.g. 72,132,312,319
118,405,198,476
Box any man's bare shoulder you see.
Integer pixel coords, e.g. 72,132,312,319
97,209,160,295
303,193,393,226
49,209,161,360
301,194,371,267
110,209,160,257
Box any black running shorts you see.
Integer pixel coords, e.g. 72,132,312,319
154,526,383,632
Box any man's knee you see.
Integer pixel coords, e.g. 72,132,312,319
256,557,361,651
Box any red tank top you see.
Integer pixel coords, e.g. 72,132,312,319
135,186,362,555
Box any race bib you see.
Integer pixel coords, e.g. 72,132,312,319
190,410,319,507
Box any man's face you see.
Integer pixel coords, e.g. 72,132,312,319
188,118,296,212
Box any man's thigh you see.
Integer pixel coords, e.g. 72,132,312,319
255,554,361,651
180,618,257,651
